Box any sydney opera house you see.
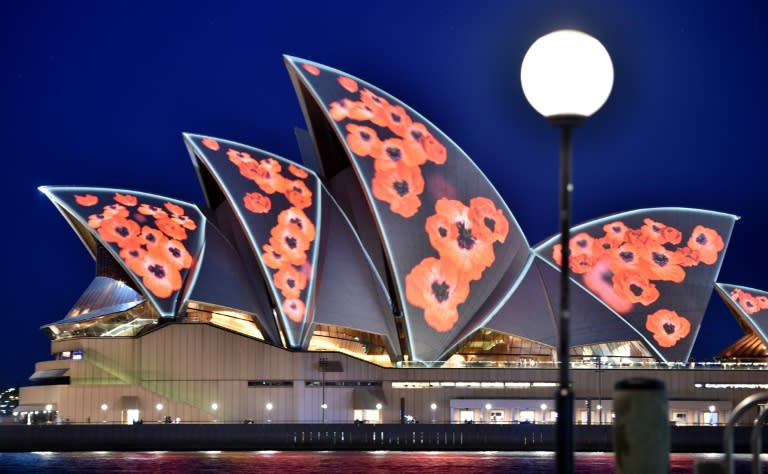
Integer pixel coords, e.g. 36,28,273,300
18,57,768,426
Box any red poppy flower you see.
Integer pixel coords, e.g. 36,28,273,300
329,99,354,122
88,213,107,229
243,192,272,214
432,198,495,280
739,291,760,315
282,298,306,323
625,229,649,246
592,237,616,260
674,246,700,267
646,309,691,348
358,89,390,127
114,193,138,207
98,216,140,248
371,162,424,218
227,148,257,167
75,194,98,207
269,223,311,265
402,122,431,164
405,257,470,333
157,239,193,270
757,295,768,310
425,212,454,255
569,232,596,258
609,243,644,275
171,214,197,231
277,207,316,242
613,271,660,306
201,138,220,151
138,251,183,298
385,104,413,138
570,254,594,274
140,226,168,251
469,197,510,244
156,217,188,241
373,137,425,169
582,259,633,314
687,225,724,265
602,221,630,243
274,265,308,299
102,204,130,219
164,202,184,216
288,164,309,179
345,123,382,158
640,218,668,243
552,243,564,267
641,243,685,283
247,162,288,195
302,63,320,76
420,133,447,164
137,204,169,220
337,76,358,93
262,243,286,270
119,241,147,275
347,100,379,122
729,288,742,301
284,179,313,209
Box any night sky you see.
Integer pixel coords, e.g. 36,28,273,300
2,1,767,387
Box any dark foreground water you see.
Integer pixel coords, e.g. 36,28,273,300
0,451,765,473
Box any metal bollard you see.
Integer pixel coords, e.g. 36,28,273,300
613,378,670,474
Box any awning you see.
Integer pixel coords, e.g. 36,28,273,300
29,369,69,381
353,387,387,409
121,396,140,410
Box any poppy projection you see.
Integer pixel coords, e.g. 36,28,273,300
41,187,205,317
715,284,768,347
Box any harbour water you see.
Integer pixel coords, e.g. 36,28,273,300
0,451,765,473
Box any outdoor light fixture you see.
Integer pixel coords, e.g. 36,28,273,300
709,405,716,413
375,403,382,410
100,403,108,411
430,403,437,411
521,29,614,474
156,403,163,411
211,402,218,411
45,404,53,412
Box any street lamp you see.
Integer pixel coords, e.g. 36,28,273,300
430,403,437,423
266,402,273,423
156,403,163,412
541,403,548,423
521,29,614,474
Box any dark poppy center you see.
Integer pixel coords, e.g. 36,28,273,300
393,180,409,197
746,300,754,308
287,278,295,289
390,112,402,123
663,322,676,335
271,251,281,259
652,225,660,232
360,131,371,141
456,222,476,250
696,233,707,245
386,146,402,161
169,247,181,258
146,233,156,243
576,239,588,248
129,250,140,258
285,236,298,250
438,227,447,238
602,242,612,250
629,283,643,297
601,270,613,285
116,226,130,238
484,217,496,232
292,186,303,193
619,251,634,262
652,252,668,267
411,130,423,140
148,263,166,279
290,217,304,229
431,281,450,303
612,226,621,233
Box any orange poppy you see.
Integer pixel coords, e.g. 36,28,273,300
570,253,594,274
348,101,379,122
337,76,358,93
288,164,309,179
686,225,724,265
371,162,424,218
157,239,193,270
201,138,220,151
385,104,413,138
75,194,98,207
602,221,629,243
426,212,454,255
302,63,320,76
284,179,313,209
243,192,272,214
640,218,668,243
227,148,257,167
625,229,649,246
756,295,768,310
469,197,510,244
551,243,564,267
164,202,185,216
608,242,643,272
98,217,140,248
274,265,308,299
137,204,169,220
140,226,167,251
661,226,682,245
613,271,660,306
282,298,306,323
645,309,691,348
374,137,426,169
277,207,316,241
138,251,182,298
641,244,685,283
582,259,633,314
269,223,311,265
569,232,596,258
155,217,188,241
402,122,431,164
739,292,760,315
358,88,390,127
405,257,470,333
345,123,382,158
592,237,615,260
118,241,147,275
432,198,495,280
250,163,288,195
102,204,130,219
114,193,138,207
729,288,742,301
262,243,286,270
171,214,197,231
87,213,107,229
329,99,354,122
674,246,700,267
421,133,447,164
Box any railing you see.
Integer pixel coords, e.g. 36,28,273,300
394,359,768,371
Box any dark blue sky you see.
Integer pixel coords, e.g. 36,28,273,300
1,1,767,387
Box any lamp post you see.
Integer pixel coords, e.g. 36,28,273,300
430,402,437,423
521,29,613,474
266,402,273,423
